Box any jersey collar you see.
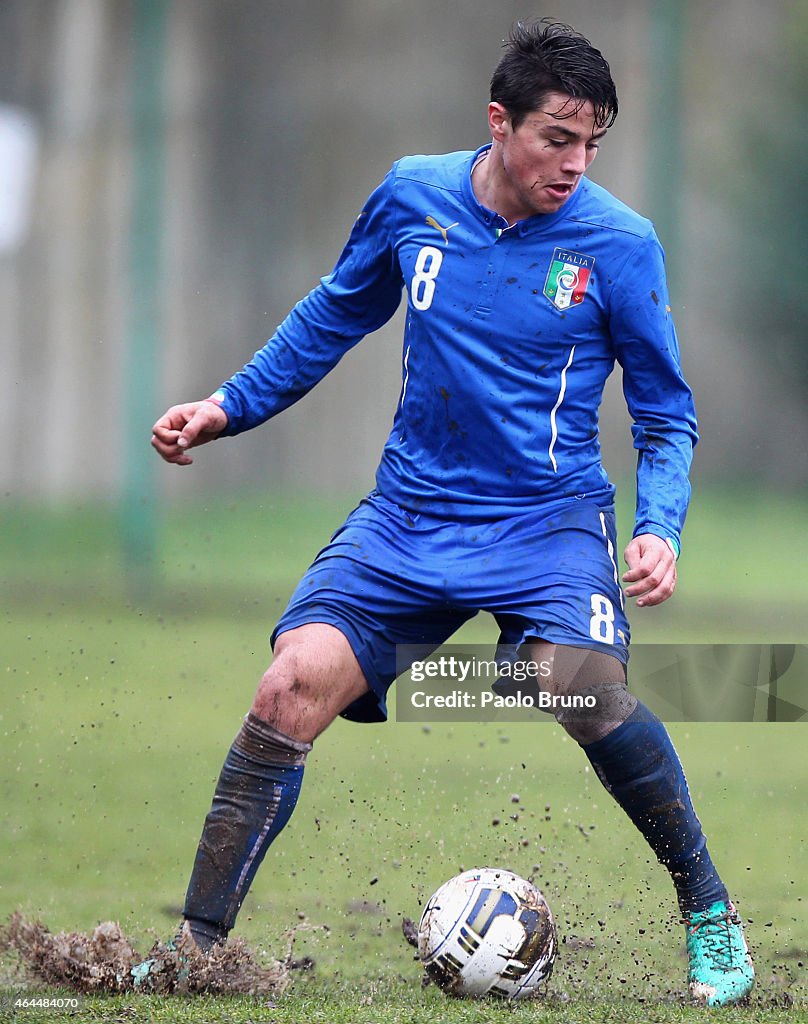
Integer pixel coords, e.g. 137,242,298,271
462,144,586,236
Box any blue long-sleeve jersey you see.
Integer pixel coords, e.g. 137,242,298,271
216,146,698,548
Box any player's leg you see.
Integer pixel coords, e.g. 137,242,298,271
178,492,471,955
482,498,753,1005
180,623,369,951
528,644,753,1005
550,655,753,1005
524,640,729,906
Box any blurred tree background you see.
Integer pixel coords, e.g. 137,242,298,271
0,0,805,508
722,1,808,391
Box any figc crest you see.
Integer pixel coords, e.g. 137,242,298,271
544,248,595,311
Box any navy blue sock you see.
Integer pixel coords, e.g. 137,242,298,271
183,713,311,945
582,703,728,915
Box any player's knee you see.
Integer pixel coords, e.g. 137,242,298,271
519,643,636,745
554,680,637,746
251,644,320,736
250,628,368,742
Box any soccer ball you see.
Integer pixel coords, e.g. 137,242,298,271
417,867,556,999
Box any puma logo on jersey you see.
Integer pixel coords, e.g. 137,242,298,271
425,215,459,245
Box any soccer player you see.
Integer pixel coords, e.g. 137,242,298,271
149,21,754,1006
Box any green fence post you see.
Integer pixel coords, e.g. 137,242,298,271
121,0,169,597
648,0,686,299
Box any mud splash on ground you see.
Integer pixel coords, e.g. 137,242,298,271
0,912,300,995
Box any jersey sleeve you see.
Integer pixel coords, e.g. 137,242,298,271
215,166,404,436
608,230,699,552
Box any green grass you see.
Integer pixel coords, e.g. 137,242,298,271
1,487,806,1022
0,983,803,1024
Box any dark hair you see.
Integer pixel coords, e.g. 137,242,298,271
490,20,618,130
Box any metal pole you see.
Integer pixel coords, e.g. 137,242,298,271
648,0,685,299
121,0,169,596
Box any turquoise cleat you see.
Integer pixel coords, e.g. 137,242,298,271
130,941,185,992
686,901,754,1007
130,924,201,990
130,956,159,989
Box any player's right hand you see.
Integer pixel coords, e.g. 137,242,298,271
151,400,229,465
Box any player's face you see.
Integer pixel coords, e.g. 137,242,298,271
488,93,605,220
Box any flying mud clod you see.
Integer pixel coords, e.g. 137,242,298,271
0,912,317,996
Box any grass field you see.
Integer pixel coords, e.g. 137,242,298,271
1,486,806,1023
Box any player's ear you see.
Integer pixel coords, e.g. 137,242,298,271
488,102,511,141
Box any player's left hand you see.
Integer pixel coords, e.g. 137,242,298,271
622,533,677,607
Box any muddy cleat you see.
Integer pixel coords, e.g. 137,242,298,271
130,923,207,991
130,949,173,990
686,900,754,1007
130,955,160,988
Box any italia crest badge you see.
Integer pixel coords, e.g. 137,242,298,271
544,248,595,310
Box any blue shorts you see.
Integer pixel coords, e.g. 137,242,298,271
272,490,630,722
